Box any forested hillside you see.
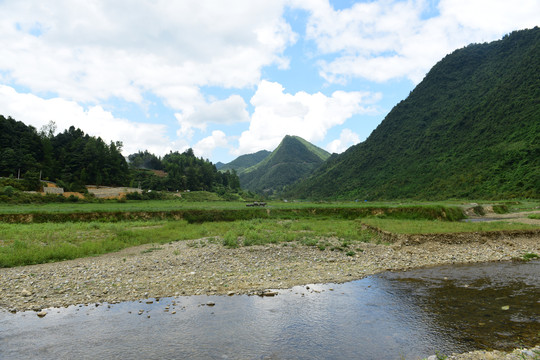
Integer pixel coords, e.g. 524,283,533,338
128,149,240,193
0,116,241,195
1,116,129,191
240,135,330,196
288,27,540,200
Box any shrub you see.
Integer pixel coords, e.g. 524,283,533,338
222,232,239,248
1,186,16,196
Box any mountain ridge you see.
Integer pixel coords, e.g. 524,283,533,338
287,27,540,200
239,135,330,195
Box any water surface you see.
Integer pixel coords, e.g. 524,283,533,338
1,260,538,360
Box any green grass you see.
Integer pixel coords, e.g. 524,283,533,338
528,214,540,220
0,199,469,215
0,217,381,267
361,218,539,234
522,252,539,261
1,200,536,268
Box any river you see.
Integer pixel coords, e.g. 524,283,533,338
1,260,538,359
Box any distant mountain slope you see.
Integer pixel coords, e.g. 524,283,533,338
288,27,540,200
219,150,271,173
240,135,330,195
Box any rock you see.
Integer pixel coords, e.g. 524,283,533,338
21,289,32,297
206,301,215,306
37,311,47,317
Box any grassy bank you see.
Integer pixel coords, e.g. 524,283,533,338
0,203,466,223
1,200,537,268
361,218,539,234
0,218,379,267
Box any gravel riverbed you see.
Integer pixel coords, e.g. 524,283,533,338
1,230,539,359
1,230,538,313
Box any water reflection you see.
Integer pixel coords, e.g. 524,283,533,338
0,261,538,360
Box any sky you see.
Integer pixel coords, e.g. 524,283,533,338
0,0,538,164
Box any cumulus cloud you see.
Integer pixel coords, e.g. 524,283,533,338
175,95,250,138
294,0,540,84
236,80,380,154
0,85,174,156
192,130,229,160
325,129,360,154
0,0,295,111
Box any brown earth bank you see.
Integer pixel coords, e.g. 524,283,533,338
0,231,538,359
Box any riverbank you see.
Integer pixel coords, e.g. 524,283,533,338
1,230,539,360
444,346,540,360
1,230,538,313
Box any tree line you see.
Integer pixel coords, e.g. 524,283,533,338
0,115,240,195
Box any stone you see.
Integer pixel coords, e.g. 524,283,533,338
37,311,47,317
206,301,215,306
21,289,32,297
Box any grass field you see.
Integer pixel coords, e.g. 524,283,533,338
0,198,537,268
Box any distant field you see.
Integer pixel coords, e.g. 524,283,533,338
0,197,535,215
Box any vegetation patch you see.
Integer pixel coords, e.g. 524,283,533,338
0,217,382,267
360,218,539,234
491,204,509,214
522,252,539,261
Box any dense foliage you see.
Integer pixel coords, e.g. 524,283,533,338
239,135,330,196
288,27,540,200
0,116,129,191
128,149,241,193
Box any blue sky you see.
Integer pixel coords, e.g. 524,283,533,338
0,0,538,164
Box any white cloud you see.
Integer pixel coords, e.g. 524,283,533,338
295,0,540,84
0,0,295,111
175,95,250,139
193,130,229,160
325,129,360,154
236,80,380,154
0,85,174,156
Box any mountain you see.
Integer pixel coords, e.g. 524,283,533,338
288,27,540,200
239,135,331,195
219,150,271,173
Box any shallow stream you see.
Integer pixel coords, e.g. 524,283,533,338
1,260,538,360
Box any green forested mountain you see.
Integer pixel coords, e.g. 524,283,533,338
218,150,271,173
240,135,330,195
288,27,540,200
